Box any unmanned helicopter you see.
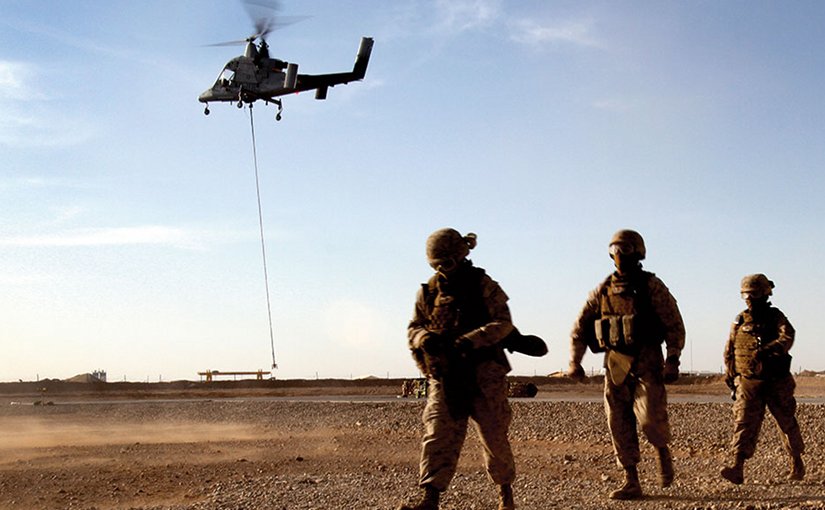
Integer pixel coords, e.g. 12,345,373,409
199,16,373,121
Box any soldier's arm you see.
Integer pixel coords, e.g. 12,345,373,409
407,286,430,350
723,319,738,378
459,274,513,348
570,289,600,365
649,276,686,359
765,309,795,354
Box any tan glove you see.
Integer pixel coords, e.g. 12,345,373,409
663,355,680,384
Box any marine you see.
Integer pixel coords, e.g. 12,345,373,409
399,228,518,510
567,229,685,500
720,274,805,484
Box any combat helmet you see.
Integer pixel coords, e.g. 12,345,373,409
426,228,477,272
740,273,774,298
609,229,646,260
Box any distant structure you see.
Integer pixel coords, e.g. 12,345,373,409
92,370,107,382
198,369,269,382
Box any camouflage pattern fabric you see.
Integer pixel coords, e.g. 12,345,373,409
724,307,795,380
731,375,804,459
605,345,671,467
724,305,803,459
570,270,684,469
407,263,515,491
418,366,515,491
570,271,685,363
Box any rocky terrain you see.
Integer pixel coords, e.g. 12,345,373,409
2,376,825,509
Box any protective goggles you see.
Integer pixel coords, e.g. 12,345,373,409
608,242,635,256
429,257,458,273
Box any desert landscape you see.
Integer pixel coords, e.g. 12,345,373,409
3,375,825,509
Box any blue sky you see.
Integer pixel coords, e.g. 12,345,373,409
2,1,824,382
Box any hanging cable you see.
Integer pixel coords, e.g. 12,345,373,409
248,104,278,370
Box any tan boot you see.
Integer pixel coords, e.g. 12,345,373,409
609,465,643,500
720,455,745,485
658,446,674,488
498,484,515,510
789,454,805,481
398,485,439,510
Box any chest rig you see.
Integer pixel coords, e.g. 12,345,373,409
594,271,660,354
423,265,489,336
732,307,786,378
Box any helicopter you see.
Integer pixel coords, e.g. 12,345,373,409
199,20,373,121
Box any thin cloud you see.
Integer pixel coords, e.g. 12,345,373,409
0,104,95,148
0,60,46,101
434,0,502,34
510,18,603,49
0,226,199,249
0,61,95,148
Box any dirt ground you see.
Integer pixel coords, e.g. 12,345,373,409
3,376,825,509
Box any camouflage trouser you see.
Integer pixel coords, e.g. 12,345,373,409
604,347,671,468
731,375,804,459
418,363,515,491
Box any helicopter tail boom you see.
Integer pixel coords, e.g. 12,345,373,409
352,37,374,80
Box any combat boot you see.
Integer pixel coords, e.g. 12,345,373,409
789,454,805,481
398,485,439,510
658,446,674,488
609,465,643,500
720,454,745,485
497,484,515,510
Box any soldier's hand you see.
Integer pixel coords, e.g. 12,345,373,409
420,333,444,355
567,361,586,382
663,355,680,384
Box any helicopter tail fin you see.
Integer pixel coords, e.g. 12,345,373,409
352,37,374,80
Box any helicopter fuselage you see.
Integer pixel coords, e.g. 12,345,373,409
199,36,373,113
199,55,291,104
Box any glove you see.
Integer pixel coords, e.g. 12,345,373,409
419,333,445,355
724,373,738,400
567,361,585,382
663,355,680,384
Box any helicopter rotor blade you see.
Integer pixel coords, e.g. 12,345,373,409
204,39,250,47
204,0,311,48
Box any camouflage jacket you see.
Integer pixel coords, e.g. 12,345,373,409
570,270,685,365
408,263,513,359
724,305,794,379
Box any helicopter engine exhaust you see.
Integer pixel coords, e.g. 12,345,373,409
315,86,328,100
285,63,298,89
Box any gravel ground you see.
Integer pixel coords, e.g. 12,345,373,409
2,395,825,509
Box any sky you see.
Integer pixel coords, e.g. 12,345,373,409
2,1,825,382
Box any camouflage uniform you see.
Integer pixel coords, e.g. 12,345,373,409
723,306,804,465
570,271,685,469
408,263,515,492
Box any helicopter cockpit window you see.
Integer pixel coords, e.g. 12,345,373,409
218,69,235,86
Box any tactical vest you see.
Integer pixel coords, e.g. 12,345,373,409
422,265,490,336
732,307,790,378
594,271,663,354
421,264,508,368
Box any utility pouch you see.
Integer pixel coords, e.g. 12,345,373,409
621,315,636,346
594,318,608,350
608,317,622,347
595,315,638,350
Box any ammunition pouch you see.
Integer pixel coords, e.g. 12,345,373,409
595,315,640,354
